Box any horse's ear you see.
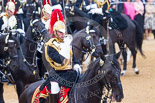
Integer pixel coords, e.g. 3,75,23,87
115,51,121,60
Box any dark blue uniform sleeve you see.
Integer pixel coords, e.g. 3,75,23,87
48,46,64,64
75,0,83,8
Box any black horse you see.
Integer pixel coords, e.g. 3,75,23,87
23,0,41,32
66,5,145,75
72,27,103,64
10,10,50,98
0,33,20,103
0,7,50,103
19,52,124,103
106,14,145,76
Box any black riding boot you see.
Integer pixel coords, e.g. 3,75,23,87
49,94,58,103
39,98,46,103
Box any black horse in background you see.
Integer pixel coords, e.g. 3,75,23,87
65,3,145,76
0,33,20,103
105,14,145,76
22,0,41,32
0,4,50,102
19,52,124,103
11,7,50,97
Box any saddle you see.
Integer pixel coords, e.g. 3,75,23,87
31,85,70,103
110,10,128,30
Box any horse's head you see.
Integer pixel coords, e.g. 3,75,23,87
99,52,124,102
0,33,20,70
23,0,36,18
81,30,103,58
29,18,50,42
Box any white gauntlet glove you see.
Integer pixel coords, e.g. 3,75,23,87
88,8,103,15
73,64,82,74
86,4,97,10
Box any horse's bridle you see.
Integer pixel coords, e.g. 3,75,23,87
0,35,19,84
25,2,36,16
30,19,46,41
97,57,122,103
2,35,19,67
73,27,101,62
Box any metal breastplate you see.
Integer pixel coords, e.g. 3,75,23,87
45,38,73,71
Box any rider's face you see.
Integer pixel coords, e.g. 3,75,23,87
44,12,50,20
57,31,64,40
7,10,14,16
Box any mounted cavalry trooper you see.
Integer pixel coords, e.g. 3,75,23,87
0,0,17,33
41,0,63,30
41,0,63,11
39,9,82,103
75,0,111,20
41,0,52,30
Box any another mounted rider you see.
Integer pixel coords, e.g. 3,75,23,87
0,0,17,33
75,0,111,21
41,0,52,30
39,9,82,103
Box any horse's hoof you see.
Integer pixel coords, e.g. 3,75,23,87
135,71,139,74
121,70,126,76
133,67,139,75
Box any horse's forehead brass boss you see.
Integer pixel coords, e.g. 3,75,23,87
86,36,91,40
100,59,104,66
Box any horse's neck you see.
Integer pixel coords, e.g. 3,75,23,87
72,35,84,63
72,60,103,102
21,27,37,63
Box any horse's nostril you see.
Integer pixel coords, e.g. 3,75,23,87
116,95,123,102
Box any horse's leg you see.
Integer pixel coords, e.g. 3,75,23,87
15,81,24,98
0,83,4,103
131,49,139,74
119,44,127,76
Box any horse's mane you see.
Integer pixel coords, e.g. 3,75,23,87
72,29,85,39
79,58,100,81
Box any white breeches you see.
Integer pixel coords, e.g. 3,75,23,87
50,82,60,94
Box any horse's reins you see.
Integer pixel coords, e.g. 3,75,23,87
15,19,46,75
84,57,121,103
72,26,101,62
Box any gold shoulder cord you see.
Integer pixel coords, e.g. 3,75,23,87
44,38,73,70
66,0,69,5
94,0,110,9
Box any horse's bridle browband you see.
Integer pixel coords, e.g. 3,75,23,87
26,3,36,7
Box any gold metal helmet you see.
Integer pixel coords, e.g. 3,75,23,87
6,1,15,13
53,20,66,34
42,4,52,15
42,0,52,15
50,9,66,40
